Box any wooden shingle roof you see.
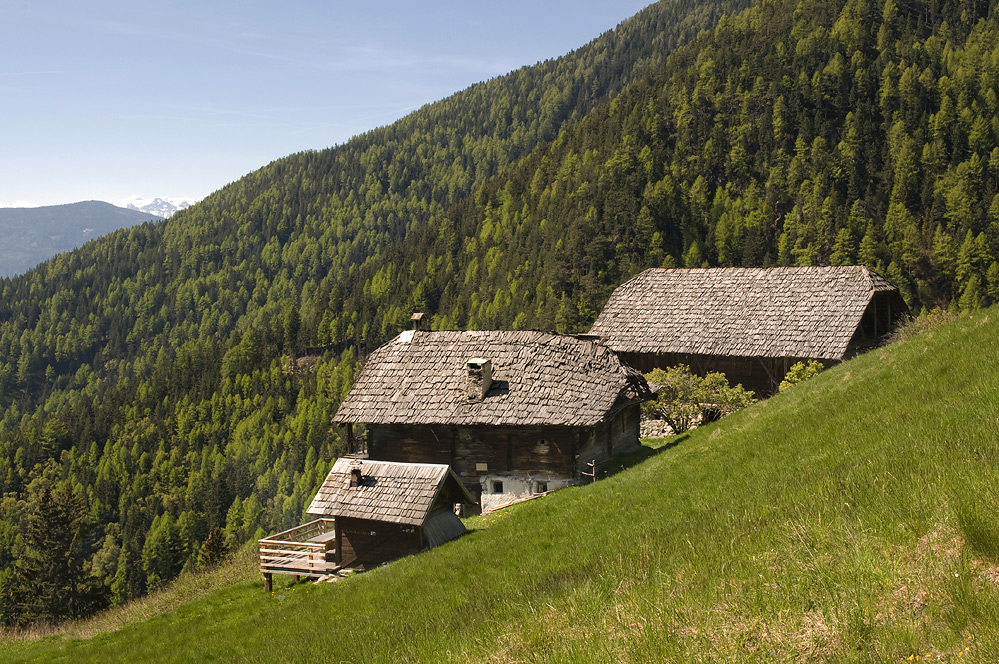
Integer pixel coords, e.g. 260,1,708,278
333,330,649,427
306,459,474,525
589,266,900,361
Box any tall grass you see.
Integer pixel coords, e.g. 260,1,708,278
0,546,258,644
4,309,999,662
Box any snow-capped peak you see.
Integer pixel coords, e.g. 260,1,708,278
114,195,198,218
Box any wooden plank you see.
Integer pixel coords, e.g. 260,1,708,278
306,532,337,543
258,518,335,544
259,556,322,564
259,542,326,551
261,566,331,577
258,539,319,547
259,556,328,567
259,553,325,562
259,547,325,557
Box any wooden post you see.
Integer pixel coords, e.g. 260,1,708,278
292,575,300,583
886,296,892,336
334,517,343,565
571,430,580,479
264,573,273,593
873,294,878,339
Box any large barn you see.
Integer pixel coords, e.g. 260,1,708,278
588,266,909,396
333,329,651,512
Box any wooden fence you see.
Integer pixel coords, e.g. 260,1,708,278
258,518,337,578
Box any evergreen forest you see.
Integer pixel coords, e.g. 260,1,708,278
1,0,998,625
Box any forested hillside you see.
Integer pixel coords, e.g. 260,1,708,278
5,303,999,661
349,0,999,334
0,0,751,625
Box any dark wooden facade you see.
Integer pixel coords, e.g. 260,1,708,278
334,516,421,570
367,403,641,497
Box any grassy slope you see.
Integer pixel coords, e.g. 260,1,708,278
4,309,999,662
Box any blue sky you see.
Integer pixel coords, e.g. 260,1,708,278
0,1,653,207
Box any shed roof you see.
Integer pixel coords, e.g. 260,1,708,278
306,458,474,525
588,266,900,361
333,330,649,427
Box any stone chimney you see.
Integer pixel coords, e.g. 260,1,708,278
349,459,363,488
466,358,492,403
410,312,425,331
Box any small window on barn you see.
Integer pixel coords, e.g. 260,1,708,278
535,481,547,494
491,480,504,494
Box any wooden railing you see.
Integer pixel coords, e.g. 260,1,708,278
258,518,337,577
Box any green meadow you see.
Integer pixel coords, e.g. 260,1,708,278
4,309,999,662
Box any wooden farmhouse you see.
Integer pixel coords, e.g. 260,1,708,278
259,458,474,588
588,266,909,396
333,329,652,512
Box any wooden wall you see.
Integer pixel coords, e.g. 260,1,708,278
369,424,451,464
575,404,641,473
506,428,575,475
849,290,909,355
367,409,644,495
335,516,421,570
368,423,578,493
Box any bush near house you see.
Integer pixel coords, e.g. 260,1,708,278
641,365,755,434
778,360,825,392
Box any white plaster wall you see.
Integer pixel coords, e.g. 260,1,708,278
479,474,574,513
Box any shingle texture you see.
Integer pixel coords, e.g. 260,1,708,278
589,266,899,361
333,330,649,427
306,459,473,525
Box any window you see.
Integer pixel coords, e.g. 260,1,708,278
535,481,547,493
491,480,504,494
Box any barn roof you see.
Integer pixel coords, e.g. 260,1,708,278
589,266,901,361
306,459,474,525
333,330,649,427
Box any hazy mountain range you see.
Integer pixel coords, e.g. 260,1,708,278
0,201,162,278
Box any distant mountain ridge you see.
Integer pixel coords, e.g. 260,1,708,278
0,201,160,278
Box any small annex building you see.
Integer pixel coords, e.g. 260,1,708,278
333,329,651,512
258,458,474,588
589,266,909,396
307,458,475,569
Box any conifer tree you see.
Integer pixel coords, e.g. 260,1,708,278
830,227,857,265
9,461,103,624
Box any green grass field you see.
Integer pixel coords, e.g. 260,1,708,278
3,309,999,662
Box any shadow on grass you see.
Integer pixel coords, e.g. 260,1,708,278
461,435,688,531
596,434,689,479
